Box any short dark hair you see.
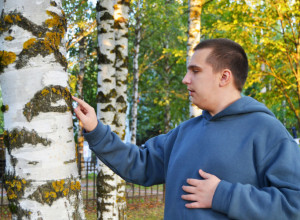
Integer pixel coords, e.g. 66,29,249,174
194,38,248,91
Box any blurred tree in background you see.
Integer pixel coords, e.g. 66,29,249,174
201,0,299,132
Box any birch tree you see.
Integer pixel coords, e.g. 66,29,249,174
77,37,86,176
0,0,85,219
114,0,130,218
187,0,212,117
95,0,118,219
130,0,141,145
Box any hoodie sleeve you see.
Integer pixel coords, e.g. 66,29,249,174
83,120,175,186
212,138,300,220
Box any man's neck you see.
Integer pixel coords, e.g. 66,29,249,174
208,90,242,116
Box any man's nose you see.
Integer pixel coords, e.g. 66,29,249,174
182,72,190,85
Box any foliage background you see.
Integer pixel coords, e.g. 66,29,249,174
0,0,299,142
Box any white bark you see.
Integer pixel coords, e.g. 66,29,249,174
0,1,85,219
96,0,118,219
187,0,203,117
114,0,129,218
78,37,86,177
130,0,141,145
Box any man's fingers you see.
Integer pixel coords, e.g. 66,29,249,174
185,201,210,209
72,96,91,110
74,107,86,121
181,194,197,202
185,202,202,209
182,185,196,193
199,169,212,179
186,178,201,186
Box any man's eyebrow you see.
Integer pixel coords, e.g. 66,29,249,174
188,65,202,70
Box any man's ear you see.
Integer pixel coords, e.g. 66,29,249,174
219,69,232,87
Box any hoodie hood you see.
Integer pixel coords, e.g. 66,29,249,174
202,96,275,121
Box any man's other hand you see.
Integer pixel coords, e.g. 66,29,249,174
181,169,221,209
72,96,98,132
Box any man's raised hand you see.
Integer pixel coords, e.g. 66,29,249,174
72,96,98,132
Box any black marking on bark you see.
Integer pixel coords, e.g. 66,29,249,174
97,170,116,219
101,104,116,112
28,161,39,165
23,85,73,122
99,28,107,33
116,79,127,87
16,40,67,70
103,78,112,83
3,128,51,154
10,156,17,168
0,13,47,37
112,115,120,127
118,106,127,113
100,12,114,21
96,2,107,12
98,53,113,64
1,104,9,112
50,1,57,7
63,158,76,164
116,95,126,104
117,0,130,6
97,89,117,103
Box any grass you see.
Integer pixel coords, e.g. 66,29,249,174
84,200,164,220
127,201,164,220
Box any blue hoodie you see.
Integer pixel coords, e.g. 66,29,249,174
84,96,300,219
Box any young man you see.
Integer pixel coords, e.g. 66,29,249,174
73,39,300,219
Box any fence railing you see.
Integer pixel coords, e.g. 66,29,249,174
79,161,165,210
0,160,165,212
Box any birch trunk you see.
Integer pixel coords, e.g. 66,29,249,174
187,0,203,117
114,0,130,219
95,0,118,219
0,0,85,219
77,37,86,177
130,0,141,145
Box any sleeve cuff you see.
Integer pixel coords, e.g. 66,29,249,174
212,180,233,215
83,120,109,146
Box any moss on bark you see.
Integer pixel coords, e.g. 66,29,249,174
0,8,67,72
23,85,73,122
4,173,31,218
3,128,51,154
28,178,81,206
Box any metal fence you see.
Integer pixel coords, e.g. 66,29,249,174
0,160,165,212
80,161,165,210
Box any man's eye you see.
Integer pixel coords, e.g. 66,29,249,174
193,70,199,73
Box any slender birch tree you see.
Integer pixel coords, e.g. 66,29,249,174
0,0,85,219
130,0,141,145
114,0,130,218
95,0,118,219
77,37,86,177
187,0,211,117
